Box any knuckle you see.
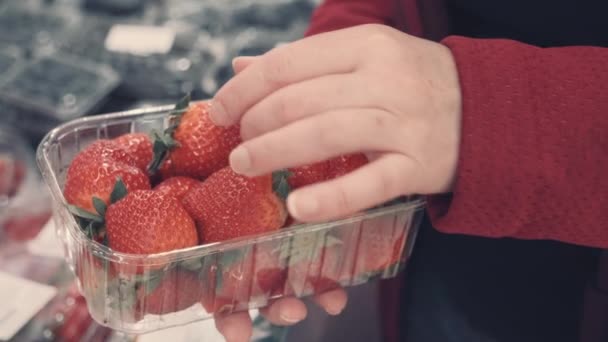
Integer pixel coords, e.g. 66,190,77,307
273,93,293,125
317,115,344,151
261,50,293,88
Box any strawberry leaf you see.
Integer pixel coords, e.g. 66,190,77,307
110,178,128,204
272,170,291,202
173,93,191,112
215,249,247,291
68,205,103,223
142,273,164,294
92,197,107,217
148,94,191,174
85,221,94,239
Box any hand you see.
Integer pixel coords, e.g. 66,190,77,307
210,24,462,223
214,288,347,342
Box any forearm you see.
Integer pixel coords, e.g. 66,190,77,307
428,37,608,248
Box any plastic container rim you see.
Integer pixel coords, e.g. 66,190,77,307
36,104,426,264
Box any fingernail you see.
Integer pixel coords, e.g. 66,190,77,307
279,308,305,324
288,193,319,218
326,305,344,316
229,146,252,174
209,99,229,126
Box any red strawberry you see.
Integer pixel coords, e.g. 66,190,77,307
105,190,198,255
154,176,200,201
0,156,26,198
64,140,150,214
327,153,368,178
135,270,201,316
149,96,241,180
182,167,288,243
354,216,401,275
283,232,347,297
113,133,153,172
287,160,329,190
3,210,52,241
251,244,287,297
200,245,286,314
287,153,368,190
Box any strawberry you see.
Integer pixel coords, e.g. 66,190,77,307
252,244,287,297
199,245,286,314
284,234,345,297
327,153,368,178
3,210,52,241
0,155,25,198
353,216,401,276
182,167,289,243
148,95,241,180
135,270,201,316
287,153,368,190
287,160,329,190
63,140,150,214
105,189,198,255
154,176,200,201
113,133,153,172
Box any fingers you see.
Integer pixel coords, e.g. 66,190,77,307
229,108,401,176
232,56,258,74
258,297,308,325
313,288,348,315
211,29,362,126
239,73,385,140
287,153,416,222
214,311,253,342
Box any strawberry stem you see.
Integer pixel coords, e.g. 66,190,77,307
110,177,128,204
148,93,191,174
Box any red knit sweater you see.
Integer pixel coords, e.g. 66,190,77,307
304,0,608,341
306,0,608,249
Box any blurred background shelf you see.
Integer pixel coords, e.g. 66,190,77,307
0,0,341,341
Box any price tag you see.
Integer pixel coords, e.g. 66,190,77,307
105,24,175,55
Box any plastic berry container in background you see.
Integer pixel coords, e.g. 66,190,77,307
36,104,425,334
0,123,53,242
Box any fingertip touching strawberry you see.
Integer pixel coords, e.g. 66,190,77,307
105,189,198,255
182,166,289,243
154,176,200,201
113,133,153,172
148,94,241,180
64,141,151,214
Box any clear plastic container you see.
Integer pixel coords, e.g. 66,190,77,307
0,53,120,121
36,105,425,334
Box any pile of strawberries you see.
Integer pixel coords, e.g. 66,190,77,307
63,95,404,318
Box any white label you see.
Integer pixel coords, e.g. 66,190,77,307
105,24,175,55
27,219,64,259
0,272,57,340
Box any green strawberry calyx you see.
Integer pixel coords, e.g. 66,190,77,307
67,178,128,245
148,93,191,174
272,169,291,202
